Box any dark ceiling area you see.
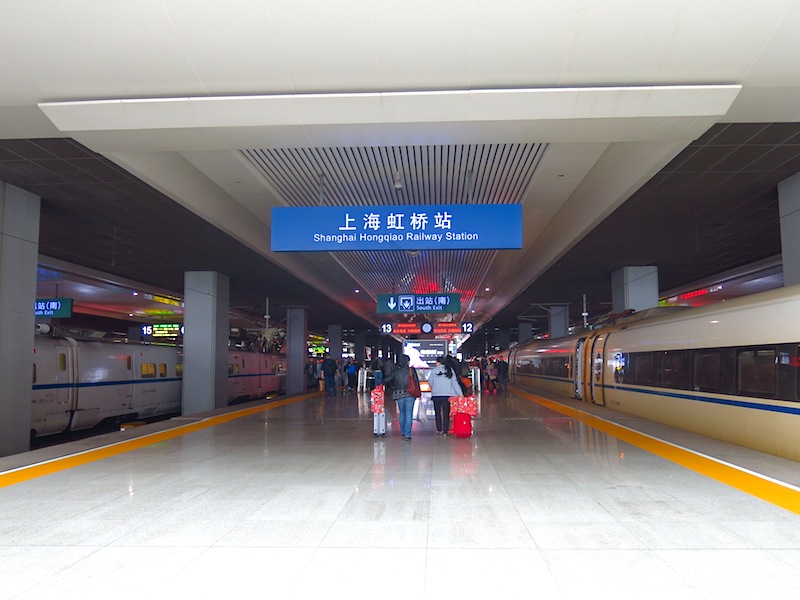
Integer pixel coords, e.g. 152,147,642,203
1,121,797,339
0,138,373,333
483,122,798,335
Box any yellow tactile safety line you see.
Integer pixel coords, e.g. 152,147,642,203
515,387,800,515
0,392,320,489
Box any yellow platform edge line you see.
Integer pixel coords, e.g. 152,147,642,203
515,388,800,515
0,391,320,489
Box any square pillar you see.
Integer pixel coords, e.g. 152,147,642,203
0,184,40,456
285,307,307,394
779,172,800,286
611,266,659,313
183,271,229,413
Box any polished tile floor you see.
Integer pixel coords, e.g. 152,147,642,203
2,387,800,599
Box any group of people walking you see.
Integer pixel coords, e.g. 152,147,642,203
309,352,500,440
307,355,365,396
386,354,469,441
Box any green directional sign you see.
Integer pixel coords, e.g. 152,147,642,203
34,298,73,318
377,293,461,314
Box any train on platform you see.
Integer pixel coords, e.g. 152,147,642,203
31,335,286,438
507,284,800,462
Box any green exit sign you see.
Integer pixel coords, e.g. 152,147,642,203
377,294,460,314
34,298,73,318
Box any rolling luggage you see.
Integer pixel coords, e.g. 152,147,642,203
371,384,386,436
373,411,386,436
453,413,472,438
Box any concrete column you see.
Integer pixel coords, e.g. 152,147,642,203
328,324,343,360
354,332,366,365
285,307,307,394
182,271,229,413
0,184,40,457
611,266,659,313
496,329,510,351
779,172,800,286
547,305,569,339
518,322,533,344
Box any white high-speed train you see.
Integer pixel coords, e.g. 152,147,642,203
31,335,286,438
508,284,800,462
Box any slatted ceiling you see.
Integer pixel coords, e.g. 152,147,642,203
241,143,543,323
242,143,545,207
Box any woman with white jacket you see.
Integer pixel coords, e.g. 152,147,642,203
427,356,463,436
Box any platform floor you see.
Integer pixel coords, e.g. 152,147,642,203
3,386,800,599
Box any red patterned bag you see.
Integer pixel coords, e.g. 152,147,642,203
370,384,385,414
450,395,478,416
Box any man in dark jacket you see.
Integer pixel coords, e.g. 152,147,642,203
321,353,337,398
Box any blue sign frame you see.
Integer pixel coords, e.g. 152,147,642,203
271,204,522,251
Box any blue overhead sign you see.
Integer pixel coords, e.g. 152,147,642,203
271,204,522,251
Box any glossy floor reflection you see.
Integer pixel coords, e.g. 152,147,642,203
3,387,800,599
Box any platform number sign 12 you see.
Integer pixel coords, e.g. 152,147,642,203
461,322,474,334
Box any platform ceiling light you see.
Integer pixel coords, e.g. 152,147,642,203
394,170,403,190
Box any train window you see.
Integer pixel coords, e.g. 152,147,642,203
229,364,240,375
659,351,684,388
126,355,132,370
32,363,36,384
693,350,721,392
176,363,183,377
141,363,157,379
59,353,67,372
159,363,167,378
737,348,776,397
633,353,655,386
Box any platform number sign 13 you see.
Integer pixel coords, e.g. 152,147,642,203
461,322,474,334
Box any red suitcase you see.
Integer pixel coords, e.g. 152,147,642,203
453,413,472,438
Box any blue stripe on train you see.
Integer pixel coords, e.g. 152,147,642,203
33,378,183,391
32,372,283,391
607,384,800,417
515,373,800,417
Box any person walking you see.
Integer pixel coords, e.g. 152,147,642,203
427,356,463,436
392,354,418,441
321,353,337,398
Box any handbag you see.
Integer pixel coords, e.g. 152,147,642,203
407,370,421,398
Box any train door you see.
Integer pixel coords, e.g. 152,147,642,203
31,337,77,436
574,338,586,399
125,352,134,399
589,332,608,406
